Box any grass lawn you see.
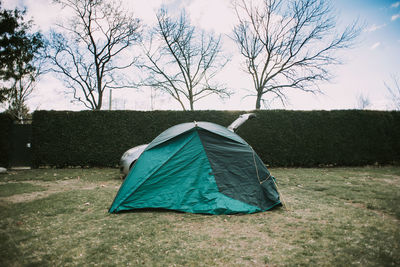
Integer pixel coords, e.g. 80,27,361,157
0,167,399,266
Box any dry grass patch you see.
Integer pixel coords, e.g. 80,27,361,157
0,179,109,203
0,167,399,266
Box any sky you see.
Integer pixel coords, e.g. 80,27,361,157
1,0,400,111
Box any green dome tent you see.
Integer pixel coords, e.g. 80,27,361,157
109,121,281,215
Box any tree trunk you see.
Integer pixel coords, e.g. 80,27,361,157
96,91,102,110
255,91,262,110
189,89,194,111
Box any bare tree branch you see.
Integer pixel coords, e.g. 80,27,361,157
139,8,230,111
356,92,371,110
232,0,360,109
384,74,400,110
47,0,141,110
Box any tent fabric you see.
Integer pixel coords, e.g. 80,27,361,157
145,121,247,150
109,122,281,215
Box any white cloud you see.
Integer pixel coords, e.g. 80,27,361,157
184,0,235,34
364,23,386,32
370,42,381,50
392,14,400,21
2,0,61,32
125,0,180,26
391,2,400,8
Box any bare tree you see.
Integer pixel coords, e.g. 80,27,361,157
47,0,141,110
6,66,42,122
232,0,360,109
139,9,230,111
356,92,371,110
384,74,400,110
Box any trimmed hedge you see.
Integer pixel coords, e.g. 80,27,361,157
239,110,400,166
31,110,400,168
31,110,241,168
0,113,13,167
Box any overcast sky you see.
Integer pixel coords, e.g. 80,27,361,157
2,0,400,111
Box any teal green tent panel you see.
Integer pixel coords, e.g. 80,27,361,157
109,130,196,212
145,122,194,150
109,129,263,214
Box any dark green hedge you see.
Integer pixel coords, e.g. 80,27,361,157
31,110,400,168
32,110,241,168
239,110,400,166
0,113,13,167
